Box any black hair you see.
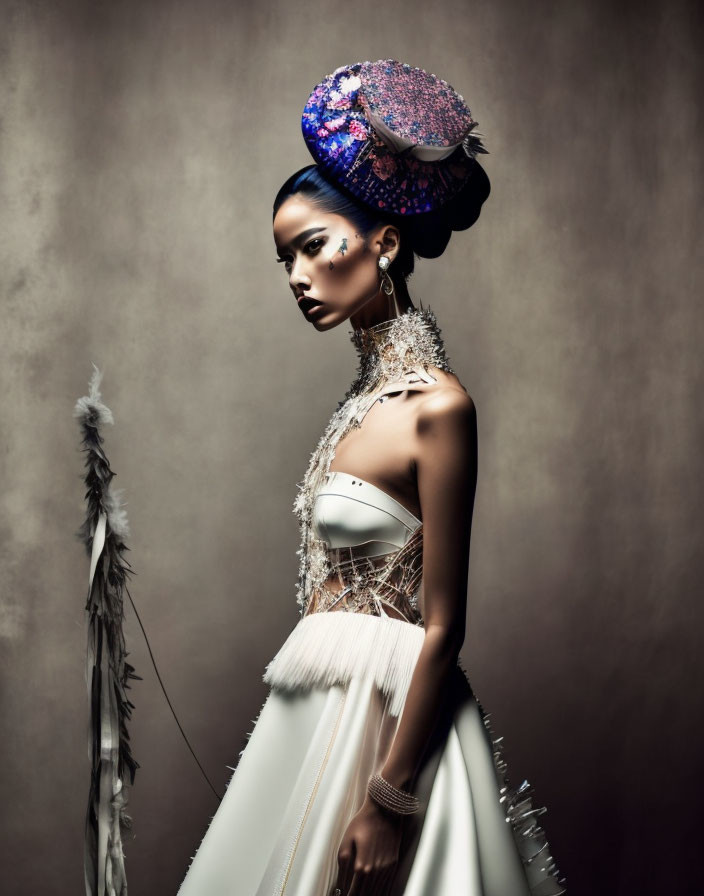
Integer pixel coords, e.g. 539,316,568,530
272,161,490,292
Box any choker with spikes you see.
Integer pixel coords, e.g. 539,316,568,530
347,304,454,399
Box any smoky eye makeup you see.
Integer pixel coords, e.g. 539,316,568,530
276,237,326,266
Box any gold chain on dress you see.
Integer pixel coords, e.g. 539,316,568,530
292,305,454,621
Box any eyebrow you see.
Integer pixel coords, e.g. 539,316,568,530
275,226,327,255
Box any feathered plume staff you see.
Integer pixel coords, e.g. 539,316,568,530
74,365,140,896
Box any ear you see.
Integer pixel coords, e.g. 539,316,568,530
374,223,401,265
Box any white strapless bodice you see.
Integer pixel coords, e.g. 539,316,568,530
312,471,422,559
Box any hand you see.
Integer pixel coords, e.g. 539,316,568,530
332,796,404,896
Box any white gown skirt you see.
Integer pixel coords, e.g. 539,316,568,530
176,629,565,896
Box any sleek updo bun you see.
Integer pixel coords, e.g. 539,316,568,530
273,161,490,290
402,159,491,259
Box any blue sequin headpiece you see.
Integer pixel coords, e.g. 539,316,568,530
301,59,488,216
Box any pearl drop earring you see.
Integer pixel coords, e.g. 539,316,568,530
378,255,394,296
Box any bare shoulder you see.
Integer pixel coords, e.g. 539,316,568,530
410,370,477,487
415,368,476,433
421,366,471,397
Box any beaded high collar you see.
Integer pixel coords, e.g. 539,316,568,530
347,305,454,394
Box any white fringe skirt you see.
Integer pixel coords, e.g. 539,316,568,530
176,612,565,896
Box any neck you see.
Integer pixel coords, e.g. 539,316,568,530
348,304,454,392
349,280,413,331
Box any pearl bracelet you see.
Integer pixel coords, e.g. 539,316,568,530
367,773,420,815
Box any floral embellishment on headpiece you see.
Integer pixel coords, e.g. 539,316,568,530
301,59,487,215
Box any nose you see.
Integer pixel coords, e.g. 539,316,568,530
288,256,311,293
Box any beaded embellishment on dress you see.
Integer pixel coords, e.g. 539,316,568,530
292,304,453,622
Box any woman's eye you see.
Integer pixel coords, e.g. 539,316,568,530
304,238,324,254
276,238,324,272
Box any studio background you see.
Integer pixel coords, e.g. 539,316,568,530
2,1,702,894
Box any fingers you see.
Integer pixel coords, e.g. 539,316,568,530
365,861,395,896
335,840,355,896
376,862,397,896
335,847,397,896
347,867,364,896
348,862,389,896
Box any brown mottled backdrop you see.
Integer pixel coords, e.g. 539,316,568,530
1,0,702,893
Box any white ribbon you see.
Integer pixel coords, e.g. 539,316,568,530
88,512,107,589
363,107,466,162
85,511,129,895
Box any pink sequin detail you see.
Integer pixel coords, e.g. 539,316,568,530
358,60,475,147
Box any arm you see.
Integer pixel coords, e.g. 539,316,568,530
376,387,478,791
334,388,478,894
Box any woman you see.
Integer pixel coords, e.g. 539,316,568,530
177,60,565,896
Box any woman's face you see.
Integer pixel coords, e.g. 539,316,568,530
272,195,398,331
